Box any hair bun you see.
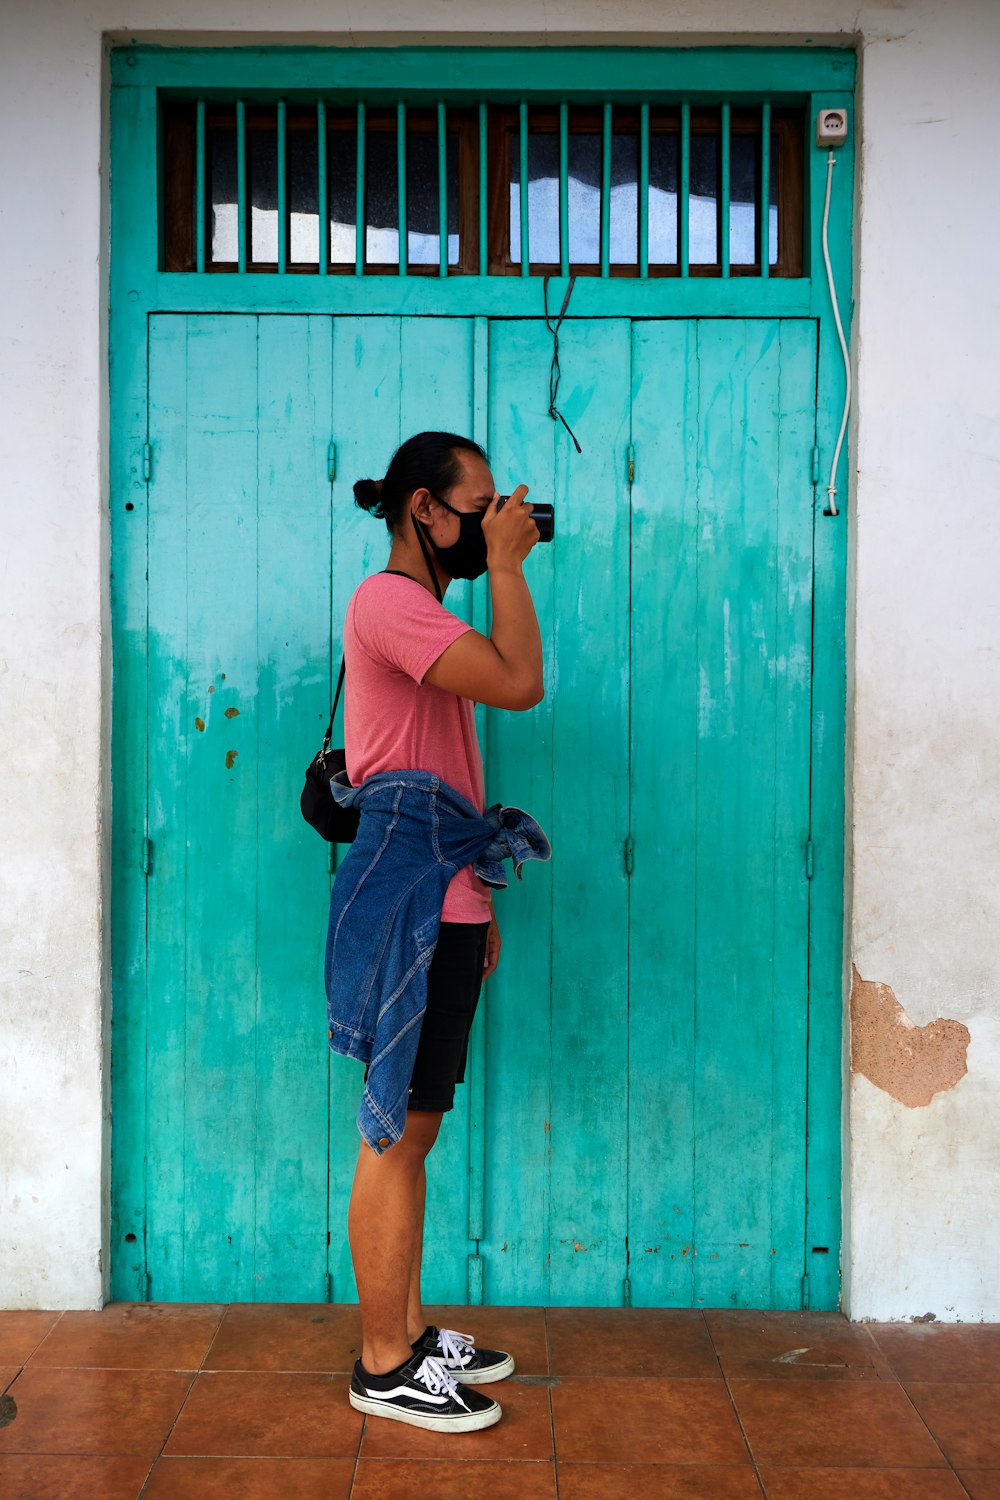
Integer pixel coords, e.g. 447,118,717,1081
353,477,384,515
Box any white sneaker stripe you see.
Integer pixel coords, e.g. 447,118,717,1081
363,1384,448,1405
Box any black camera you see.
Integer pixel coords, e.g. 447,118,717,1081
495,494,554,543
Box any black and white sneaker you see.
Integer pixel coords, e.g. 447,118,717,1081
411,1323,516,1384
349,1350,502,1431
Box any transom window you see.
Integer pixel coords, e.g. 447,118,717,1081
162,98,803,277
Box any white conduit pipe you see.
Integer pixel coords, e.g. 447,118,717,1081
820,149,851,517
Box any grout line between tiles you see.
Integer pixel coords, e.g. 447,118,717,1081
135,1302,229,1498
545,1307,561,1499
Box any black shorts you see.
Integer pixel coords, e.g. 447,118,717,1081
364,920,491,1114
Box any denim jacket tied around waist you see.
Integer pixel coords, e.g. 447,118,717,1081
324,768,551,1155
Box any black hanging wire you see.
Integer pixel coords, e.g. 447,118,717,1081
543,274,583,454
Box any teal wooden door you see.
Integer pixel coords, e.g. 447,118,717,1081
626,320,817,1308
484,317,817,1308
123,310,818,1308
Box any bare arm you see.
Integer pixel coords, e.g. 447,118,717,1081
423,487,544,711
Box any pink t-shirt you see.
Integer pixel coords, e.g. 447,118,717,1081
343,571,493,924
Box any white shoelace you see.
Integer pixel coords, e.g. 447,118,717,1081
414,1353,471,1410
438,1326,477,1366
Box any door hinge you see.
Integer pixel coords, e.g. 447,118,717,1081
142,442,152,482
323,1271,333,1303
622,1275,633,1307
805,839,814,879
141,837,152,876
811,446,820,485
801,1271,810,1309
624,835,634,876
626,443,636,485
328,439,337,481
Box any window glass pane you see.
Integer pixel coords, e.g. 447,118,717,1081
509,126,558,266
289,123,319,264
509,119,635,267
610,131,638,266
568,130,601,264
365,121,399,264
690,130,718,265
769,131,779,265
208,125,238,263
648,128,678,264
405,125,460,266
729,131,756,265
249,120,278,263
328,122,357,265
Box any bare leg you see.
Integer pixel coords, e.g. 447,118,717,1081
406,1160,428,1344
349,1110,443,1375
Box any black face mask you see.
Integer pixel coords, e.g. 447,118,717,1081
414,491,489,583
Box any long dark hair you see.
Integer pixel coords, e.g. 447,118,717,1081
353,431,487,533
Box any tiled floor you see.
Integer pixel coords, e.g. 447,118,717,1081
1,1304,998,1498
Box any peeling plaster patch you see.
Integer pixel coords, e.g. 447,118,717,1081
850,964,970,1107
225,750,238,769
224,706,240,719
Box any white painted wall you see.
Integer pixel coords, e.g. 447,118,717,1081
1,0,997,1318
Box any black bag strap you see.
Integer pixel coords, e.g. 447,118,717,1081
321,655,346,754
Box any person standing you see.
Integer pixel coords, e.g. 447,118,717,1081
333,431,544,1431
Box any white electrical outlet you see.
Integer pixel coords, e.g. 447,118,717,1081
816,107,849,147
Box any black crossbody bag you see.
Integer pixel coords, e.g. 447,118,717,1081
299,654,359,843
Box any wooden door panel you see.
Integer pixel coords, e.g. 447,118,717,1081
628,318,817,1308
483,317,632,1305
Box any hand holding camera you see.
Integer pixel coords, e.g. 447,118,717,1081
483,485,554,573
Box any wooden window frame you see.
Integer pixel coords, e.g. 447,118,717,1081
162,99,802,278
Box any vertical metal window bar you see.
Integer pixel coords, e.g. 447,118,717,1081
600,101,612,278
236,100,247,273
397,101,407,276
639,101,650,277
720,101,730,278
559,102,569,277
195,99,206,272
759,100,771,278
355,101,366,276
519,101,530,276
437,102,448,278
679,101,690,277
317,100,328,275
478,103,488,276
276,100,287,273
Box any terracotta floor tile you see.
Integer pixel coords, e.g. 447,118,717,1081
957,1474,1000,1500
425,1303,549,1376
705,1308,893,1381
558,1462,763,1498
352,1457,558,1499
0,1366,193,1456
0,1312,64,1366
758,1468,969,1498
28,1301,224,1371
869,1322,1000,1383
728,1379,948,1469
553,1376,750,1465
547,1306,719,1378
203,1303,363,1372
163,1371,362,1458
0,1454,152,1500
358,1375,552,1461
143,1455,355,1498
904,1382,1000,1468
